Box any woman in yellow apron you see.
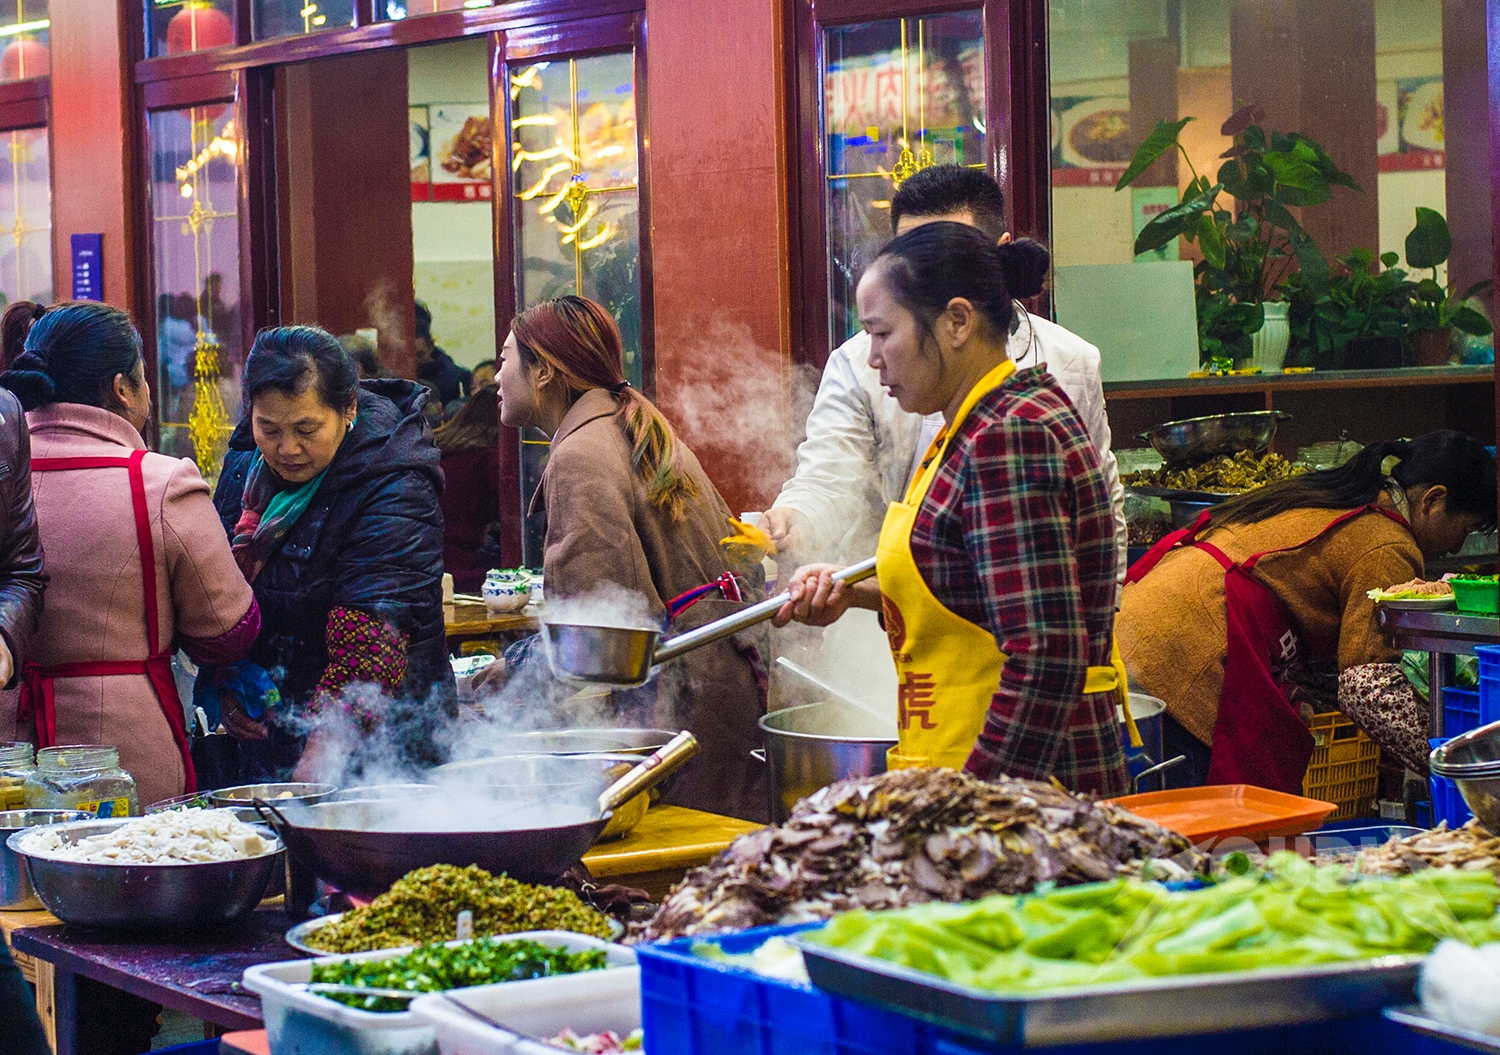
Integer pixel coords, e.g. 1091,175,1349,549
775,222,1129,797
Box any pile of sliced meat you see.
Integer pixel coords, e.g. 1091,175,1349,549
1346,820,1500,877
642,768,1203,940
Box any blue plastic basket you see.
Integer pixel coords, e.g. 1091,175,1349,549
635,924,1451,1055
1442,686,1484,737
1429,737,1474,828
1478,644,1500,729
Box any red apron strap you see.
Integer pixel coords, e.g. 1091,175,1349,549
1125,508,1212,585
25,451,196,791
1241,504,1403,570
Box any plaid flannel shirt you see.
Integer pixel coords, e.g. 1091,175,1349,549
909,366,1128,796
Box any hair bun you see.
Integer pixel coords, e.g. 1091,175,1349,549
997,238,1051,299
0,367,57,411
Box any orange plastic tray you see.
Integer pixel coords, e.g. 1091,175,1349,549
1107,784,1339,844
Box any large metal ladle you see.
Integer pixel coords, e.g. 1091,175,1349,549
544,557,877,687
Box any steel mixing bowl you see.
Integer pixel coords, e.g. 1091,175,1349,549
7,818,283,930
210,782,335,809
1136,411,1289,467
1,810,90,909
1430,720,1500,834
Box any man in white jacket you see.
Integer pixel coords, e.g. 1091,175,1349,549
763,166,1127,592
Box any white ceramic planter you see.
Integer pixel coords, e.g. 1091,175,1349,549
1250,300,1291,372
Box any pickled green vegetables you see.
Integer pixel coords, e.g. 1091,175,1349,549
806,853,1500,993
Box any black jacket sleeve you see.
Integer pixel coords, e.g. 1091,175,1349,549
0,394,45,681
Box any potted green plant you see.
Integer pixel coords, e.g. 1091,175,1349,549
1283,247,1413,369
1117,106,1358,369
1401,207,1493,366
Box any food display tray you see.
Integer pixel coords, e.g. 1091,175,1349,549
793,940,1423,1048
1383,1004,1500,1053
1106,784,1338,844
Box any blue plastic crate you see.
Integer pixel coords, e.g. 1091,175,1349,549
636,924,1449,1055
1430,737,1474,828
1478,644,1500,729
1442,686,1483,736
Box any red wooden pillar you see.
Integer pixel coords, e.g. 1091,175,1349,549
49,0,137,310
642,0,792,517
1229,0,1380,262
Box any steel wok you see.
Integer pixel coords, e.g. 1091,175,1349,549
545,558,878,686
255,731,698,896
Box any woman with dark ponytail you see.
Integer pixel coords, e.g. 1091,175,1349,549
0,301,258,809
774,222,1131,797
1118,430,1494,790
493,296,767,819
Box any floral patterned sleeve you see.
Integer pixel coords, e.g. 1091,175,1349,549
1338,662,1431,774
306,606,410,729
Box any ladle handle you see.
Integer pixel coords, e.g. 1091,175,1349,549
651,557,878,666
598,731,700,814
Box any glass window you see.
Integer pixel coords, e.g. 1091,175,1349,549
252,0,355,40
822,11,986,345
0,0,49,83
148,104,242,484
0,126,51,306
146,1,235,59
510,50,640,565
1046,0,1487,377
384,0,491,17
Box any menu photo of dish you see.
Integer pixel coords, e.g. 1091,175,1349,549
1057,97,1133,168
410,105,431,202
1399,77,1444,154
430,103,494,201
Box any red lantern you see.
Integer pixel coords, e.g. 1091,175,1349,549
166,3,234,55
0,37,48,82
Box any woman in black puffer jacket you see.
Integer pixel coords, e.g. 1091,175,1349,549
211,326,453,780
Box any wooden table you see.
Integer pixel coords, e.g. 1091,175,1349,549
5,807,761,1052
9,907,297,1055
443,602,539,652
3,906,59,1051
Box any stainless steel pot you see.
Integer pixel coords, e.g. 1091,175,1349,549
0,810,90,910
1136,411,1290,467
546,558,878,686
7,818,283,929
758,701,898,823
1121,694,1167,792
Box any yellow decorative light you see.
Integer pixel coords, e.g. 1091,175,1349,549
187,335,232,486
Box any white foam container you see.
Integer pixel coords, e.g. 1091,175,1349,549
242,930,635,1055
411,966,642,1055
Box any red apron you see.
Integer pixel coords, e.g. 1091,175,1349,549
1125,504,1406,794
16,450,196,792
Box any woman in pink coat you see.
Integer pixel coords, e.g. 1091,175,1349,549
0,301,258,809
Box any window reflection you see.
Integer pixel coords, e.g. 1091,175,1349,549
1047,0,1487,376
0,127,51,306
252,0,355,40
510,50,640,566
822,11,986,346
385,0,492,16
0,0,49,83
149,105,242,483
147,1,235,59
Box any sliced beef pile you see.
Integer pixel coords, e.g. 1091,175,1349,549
642,768,1202,940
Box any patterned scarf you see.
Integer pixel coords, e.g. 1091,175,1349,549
231,450,332,582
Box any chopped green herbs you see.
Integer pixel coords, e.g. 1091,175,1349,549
309,937,609,1011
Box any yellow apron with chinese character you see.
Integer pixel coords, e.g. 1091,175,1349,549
876,358,1130,771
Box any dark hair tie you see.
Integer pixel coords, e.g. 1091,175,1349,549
610,379,631,395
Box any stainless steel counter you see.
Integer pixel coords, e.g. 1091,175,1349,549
1376,607,1499,737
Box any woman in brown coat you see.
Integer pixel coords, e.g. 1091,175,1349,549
494,296,767,820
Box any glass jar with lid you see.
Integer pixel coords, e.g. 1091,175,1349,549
23,746,139,818
0,742,33,811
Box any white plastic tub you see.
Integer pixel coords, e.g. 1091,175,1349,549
242,930,635,1055
412,966,642,1055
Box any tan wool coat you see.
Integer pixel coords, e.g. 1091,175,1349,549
1117,505,1422,747
0,405,256,807
538,389,768,820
